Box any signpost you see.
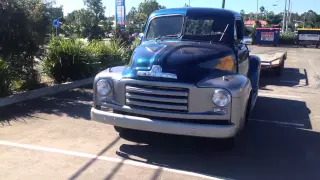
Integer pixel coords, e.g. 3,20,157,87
116,0,126,30
53,19,61,36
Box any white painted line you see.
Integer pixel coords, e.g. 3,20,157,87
258,93,302,99
0,140,229,180
249,119,304,127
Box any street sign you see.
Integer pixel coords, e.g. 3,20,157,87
53,19,60,28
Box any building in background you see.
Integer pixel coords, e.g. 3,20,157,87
245,20,267,27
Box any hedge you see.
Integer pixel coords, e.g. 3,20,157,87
43,38,134,83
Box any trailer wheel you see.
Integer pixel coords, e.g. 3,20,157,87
274,58,285,76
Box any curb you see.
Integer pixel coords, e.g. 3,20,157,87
0,77,94,107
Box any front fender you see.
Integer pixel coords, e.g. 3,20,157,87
197,74,252,98
93,66,126,106
197,74,252,132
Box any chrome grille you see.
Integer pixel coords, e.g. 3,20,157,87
125,84,189,112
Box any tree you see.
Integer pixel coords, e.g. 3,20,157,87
84,0,105,20
0,0,54,91
266,13,282,25
260,6,265,14
83,0,107,40
126,0,166,33
138,0,166,16
62,9,94,37
240,9,245,17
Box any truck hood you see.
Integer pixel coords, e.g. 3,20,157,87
122,41,236,83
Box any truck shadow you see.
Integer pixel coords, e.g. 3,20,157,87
115,96,316,180
259,68,309,88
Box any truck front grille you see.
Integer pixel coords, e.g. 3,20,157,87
125,84,189,112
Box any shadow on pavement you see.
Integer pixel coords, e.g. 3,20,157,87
250,96,312,129
259,68,309,89
0,85,93,124
115,96,316,180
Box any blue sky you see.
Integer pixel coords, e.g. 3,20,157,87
56,0,319,16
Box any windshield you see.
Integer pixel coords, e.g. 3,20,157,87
146,15,184,40
145,15,233,44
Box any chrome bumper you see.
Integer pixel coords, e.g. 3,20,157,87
91,108,237,138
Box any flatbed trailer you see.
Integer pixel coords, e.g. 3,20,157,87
253,51,287,76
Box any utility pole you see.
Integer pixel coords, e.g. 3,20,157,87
222,0,225,8
289,0,292,28
282,0,287,32
256,0,259,20
286,0,290,31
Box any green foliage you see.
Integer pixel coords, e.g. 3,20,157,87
127,0,166,33
43,38,96,83
242,9,320,29
62,0,113,40
279,32,297,44
43,38,131,83
266,14,283,25
0,0,54,96
0,59,10,97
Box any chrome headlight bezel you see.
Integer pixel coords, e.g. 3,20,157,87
96,79,112,96
212,89,231,107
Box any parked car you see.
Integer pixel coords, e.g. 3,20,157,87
243,36,253,45
91,8,261,149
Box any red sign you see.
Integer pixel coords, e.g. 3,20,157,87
261,32,275,41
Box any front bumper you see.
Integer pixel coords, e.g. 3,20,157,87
91,108,237,138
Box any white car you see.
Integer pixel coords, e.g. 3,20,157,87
243,36,253,45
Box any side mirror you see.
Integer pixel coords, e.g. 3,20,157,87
139,33,144,44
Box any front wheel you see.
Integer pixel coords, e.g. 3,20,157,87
114,126,126,133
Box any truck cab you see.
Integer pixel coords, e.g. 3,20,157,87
91,8,261,149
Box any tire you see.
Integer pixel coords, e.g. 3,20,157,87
114,126,125,133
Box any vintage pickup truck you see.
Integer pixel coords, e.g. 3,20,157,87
91,8,261,149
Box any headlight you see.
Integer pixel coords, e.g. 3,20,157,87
212,89,231,107
97,79,111,95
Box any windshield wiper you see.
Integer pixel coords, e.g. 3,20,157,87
219,24,229,42
155,34,180,41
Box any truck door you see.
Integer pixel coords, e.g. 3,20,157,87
235,20,249,76
237,44,249,76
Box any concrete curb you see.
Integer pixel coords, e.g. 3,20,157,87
0,77,94,107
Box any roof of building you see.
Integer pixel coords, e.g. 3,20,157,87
244,20,267,25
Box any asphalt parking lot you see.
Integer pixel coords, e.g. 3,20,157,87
1,46,320,180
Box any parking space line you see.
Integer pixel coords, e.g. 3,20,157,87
249,118,305,127
0,140,228,180
258,93,302,99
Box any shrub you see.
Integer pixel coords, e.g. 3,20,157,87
0,58,10,97
43,38,132,83
279,32,297,45
43,38,97,83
